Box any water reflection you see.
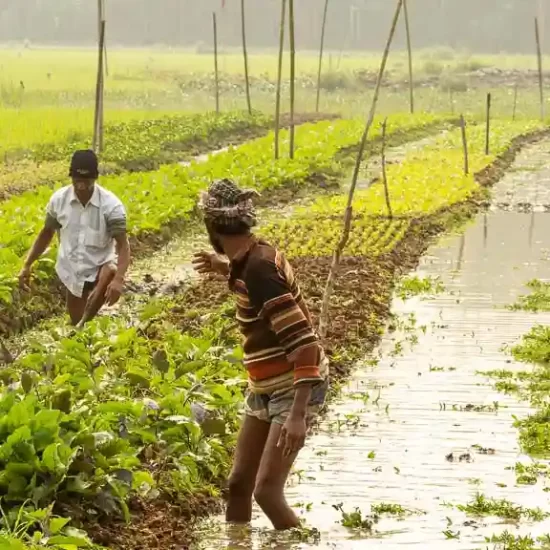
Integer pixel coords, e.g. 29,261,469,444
195,209,550,549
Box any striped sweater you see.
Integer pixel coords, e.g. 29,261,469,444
229,238,328,394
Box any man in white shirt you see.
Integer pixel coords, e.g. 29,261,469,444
19,150,131,327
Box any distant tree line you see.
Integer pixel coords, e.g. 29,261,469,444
0,0,547,54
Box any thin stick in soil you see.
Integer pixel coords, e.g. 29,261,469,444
536,16,545,121
318,0,404,339
460,114,469,176
93,19,106,153
289,0,296,159
381,118,393,218
241,0,252,114
485,93,491,156
274,0,287,159
213,12,220,114
403,0,414,114
512,82,518,121
316,0,330,113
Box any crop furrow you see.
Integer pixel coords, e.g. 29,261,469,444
0,114,449,337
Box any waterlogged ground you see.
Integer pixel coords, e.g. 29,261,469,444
193,140,550,549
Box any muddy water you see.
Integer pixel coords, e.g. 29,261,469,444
194,143,550,549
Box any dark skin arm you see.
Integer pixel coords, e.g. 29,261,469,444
18,226,56,290
104,233,131,306
192,251,230,276
277,345,318,457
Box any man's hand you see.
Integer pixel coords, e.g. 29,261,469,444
277,415,307,458
105,278,124,306
18,266,32,291
192,251,229,276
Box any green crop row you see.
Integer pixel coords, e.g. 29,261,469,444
0,297,243,549
2,111,271,168
0,113,447,333
0,111,274,199
261,119,544,259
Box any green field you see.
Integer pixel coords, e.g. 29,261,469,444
0,42,549,550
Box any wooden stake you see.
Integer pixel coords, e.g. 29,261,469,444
98,0,106,153
289,0,296,159
241,0,252,114
512,83,518,121
403,0,414,114
460,115,469,175
536,17,545,121
274,0,287,160
318,0,404,339
485,92,491,155
381,118,393,218
316,0,330,113
213,12,220,114
93,20,106,154
101,0,109,77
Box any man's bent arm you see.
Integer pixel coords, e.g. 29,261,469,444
23,227,56,269
113,233,131,282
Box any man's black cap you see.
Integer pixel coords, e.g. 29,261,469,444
69,150,99,179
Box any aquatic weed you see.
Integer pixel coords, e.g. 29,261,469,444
457,493,548,522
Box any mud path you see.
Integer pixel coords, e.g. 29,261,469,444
194,141,550,548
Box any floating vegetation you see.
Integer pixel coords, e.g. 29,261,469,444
370,503,425,517
508,279,550,313
332,503,379,531
395,275,445,300
457,493,549,522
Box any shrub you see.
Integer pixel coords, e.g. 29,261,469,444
423,60,444,76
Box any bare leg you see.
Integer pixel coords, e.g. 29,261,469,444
79,263,117,326
66,291,90,326
226,415,270,524
253,423,301,530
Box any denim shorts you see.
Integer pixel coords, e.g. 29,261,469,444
244,377,329,425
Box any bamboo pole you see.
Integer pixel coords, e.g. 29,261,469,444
485,93,491,155
318,0,404,339
213,12,220,114
381,118,393,219
316,0,330,113
241,0,252,114
512,83,518,121
98,0,106,153
403,0,414,114
289,0,296,159
536,17,545,121
274,0,287,160
92,21,106,153
460,115,469,175
101,0,109,77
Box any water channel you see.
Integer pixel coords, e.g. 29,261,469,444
194,140,550,549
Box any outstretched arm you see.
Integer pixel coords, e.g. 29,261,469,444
104,230,131,307
19,224,56,289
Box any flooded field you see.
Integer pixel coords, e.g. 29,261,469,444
194,141,550,549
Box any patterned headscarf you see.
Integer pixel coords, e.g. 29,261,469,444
199,179,260,229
